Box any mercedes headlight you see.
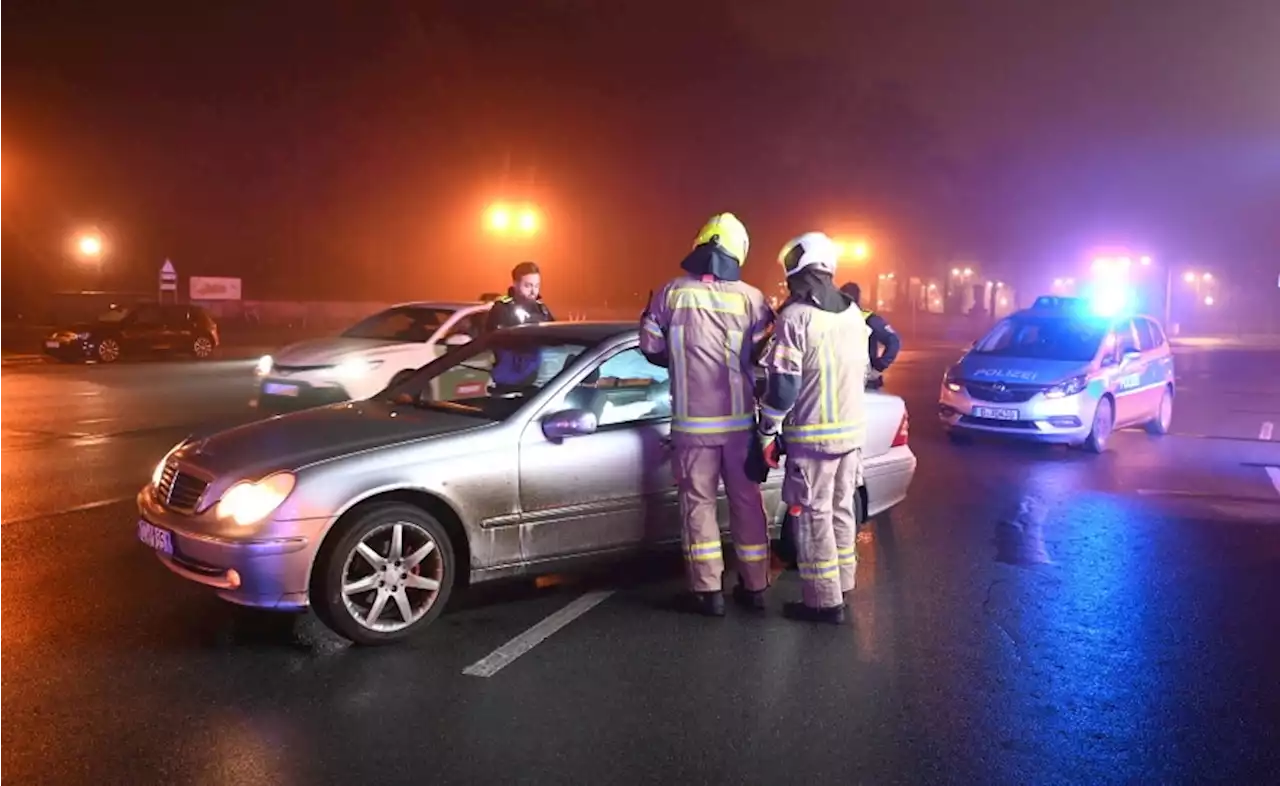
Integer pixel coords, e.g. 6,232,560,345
333,358,383,379
255,355,273,376
75,332,91,340
216,473,297,526
1044,374,1089,399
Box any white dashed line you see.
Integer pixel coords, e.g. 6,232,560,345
1259,421,1274,441
462,590,614,678
1266,467,1280,499
0,495,136,527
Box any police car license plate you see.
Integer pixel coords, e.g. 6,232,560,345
973,406,1018,421
137,520,174,556
263,382,300,397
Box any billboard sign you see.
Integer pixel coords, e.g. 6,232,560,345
190,276,243,301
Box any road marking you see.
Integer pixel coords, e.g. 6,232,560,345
462,589,614,678
1267,467,1280,498
1260,422,1274,441
1,495,136,526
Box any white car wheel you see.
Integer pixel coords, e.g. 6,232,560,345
1145,387,1173,436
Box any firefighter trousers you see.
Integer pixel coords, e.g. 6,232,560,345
673,432,771,593
782,448,862,609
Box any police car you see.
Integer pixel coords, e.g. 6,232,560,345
938,296,1175,452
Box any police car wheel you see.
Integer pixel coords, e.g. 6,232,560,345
1083,396,1114,454
1144,387,1173,436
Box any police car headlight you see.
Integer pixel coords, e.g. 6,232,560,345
1044,374,1088,399
255,355,273,376
943,367,962,392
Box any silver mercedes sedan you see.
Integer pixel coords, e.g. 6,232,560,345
137,322,917,645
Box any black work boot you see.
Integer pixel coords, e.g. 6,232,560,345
671,591,726,617
732,583,767,612
783,601,846,625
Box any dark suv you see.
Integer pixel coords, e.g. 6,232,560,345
44,303,221,363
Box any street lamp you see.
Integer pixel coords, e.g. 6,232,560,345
484,202,541,237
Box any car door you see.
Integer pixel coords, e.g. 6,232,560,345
1135,317,1174,417
122,304,166,352
517,345,679,563
1106,319,1147,426
165,306,195,350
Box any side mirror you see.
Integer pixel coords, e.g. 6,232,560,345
542,408,598,441
444,333,472,347
1121,350,1142,365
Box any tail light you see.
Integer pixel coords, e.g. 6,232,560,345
891,410,910,447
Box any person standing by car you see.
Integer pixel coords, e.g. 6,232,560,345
486,261,557,392
639,212,775,617
760,233,870,624
486,261,556,332
839,282,900,389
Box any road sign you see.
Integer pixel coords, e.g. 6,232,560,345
159,259,178,292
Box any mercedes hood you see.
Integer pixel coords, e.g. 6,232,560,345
171,400,490,480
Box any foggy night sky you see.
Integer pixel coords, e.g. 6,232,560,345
3,0,1278,307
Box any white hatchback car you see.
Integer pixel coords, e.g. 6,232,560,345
255,301,492,413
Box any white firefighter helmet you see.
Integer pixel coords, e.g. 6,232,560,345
778,232,838,277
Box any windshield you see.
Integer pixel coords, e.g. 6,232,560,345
98,307,130,323
973,315,1108,362
342,306,455,342
383,332,592,421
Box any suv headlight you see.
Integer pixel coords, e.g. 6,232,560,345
1044,374,1089,399
216,473,296,526
943,367,962,392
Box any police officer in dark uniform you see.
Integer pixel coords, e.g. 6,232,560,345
839,282,900,389
485,261,556,333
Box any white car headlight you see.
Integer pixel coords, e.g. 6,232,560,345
333,358,383,379
216,473,297,526
255,355,273,376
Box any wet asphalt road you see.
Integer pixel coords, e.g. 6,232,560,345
3,346,1280,785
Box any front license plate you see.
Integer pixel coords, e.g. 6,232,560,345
45,340,60,349
973,406,1019,421
263,382,300,397
137,520,174,556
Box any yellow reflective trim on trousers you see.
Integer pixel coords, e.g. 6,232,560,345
667,287,747,315
838,546,858,566
736,543,769,562
672,412,755,434
686,540,723,562
837,546,857,556
671,325,689,420
799,565,840,580
726,329,744,419
798,558,839,570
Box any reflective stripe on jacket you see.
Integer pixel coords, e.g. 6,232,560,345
640,276,773,445
764,302,870,454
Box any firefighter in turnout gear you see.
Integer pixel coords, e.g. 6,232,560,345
760,232,870,624
839,282,900,390
639,213,775,617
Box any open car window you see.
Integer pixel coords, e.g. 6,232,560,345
554,347,672,427
381,333,591,421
